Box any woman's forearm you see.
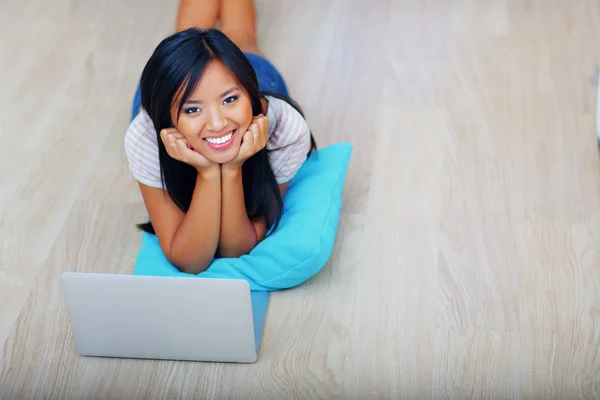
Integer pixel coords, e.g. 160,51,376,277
169,166,222,273
218,166,259,257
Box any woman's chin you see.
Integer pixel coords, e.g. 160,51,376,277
202,145,239,164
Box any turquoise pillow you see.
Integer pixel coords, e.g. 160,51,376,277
133,142,353,291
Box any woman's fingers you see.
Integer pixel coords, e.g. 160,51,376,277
160,128,191,161
258,115,268,135
248,122,262,151
175,138,191,159
245,129,255,148
254,115,269,149
239,129,254,155
160,128,185,144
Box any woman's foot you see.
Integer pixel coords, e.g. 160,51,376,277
176,0,220,32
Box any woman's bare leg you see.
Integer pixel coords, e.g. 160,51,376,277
176,0,220,32
218,0,263,55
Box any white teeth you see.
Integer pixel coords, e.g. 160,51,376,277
205,131,233,145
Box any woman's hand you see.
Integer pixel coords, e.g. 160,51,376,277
224,115,269,171
160,128,217,171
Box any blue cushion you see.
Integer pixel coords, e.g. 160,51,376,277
133,142,353,291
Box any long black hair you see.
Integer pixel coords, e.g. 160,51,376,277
136,28,315,236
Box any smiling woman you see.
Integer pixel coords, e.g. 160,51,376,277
124,25,316,274
172,62,255,164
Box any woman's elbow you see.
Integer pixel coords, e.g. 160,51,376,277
218,248,252,259
177,261,210,275
167,251,212,275
218,239,259,259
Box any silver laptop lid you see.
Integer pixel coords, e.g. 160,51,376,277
60,272,258,363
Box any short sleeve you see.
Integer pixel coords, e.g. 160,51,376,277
123,110,164,189
265,97,312,184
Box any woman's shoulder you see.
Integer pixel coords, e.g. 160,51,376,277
263,95,313,184
264,95,310,149
124,109,163,189
125,109,158,146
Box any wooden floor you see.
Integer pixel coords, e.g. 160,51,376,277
2,0,600,398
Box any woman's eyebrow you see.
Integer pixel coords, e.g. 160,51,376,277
220,87,240,97
183,87,240,105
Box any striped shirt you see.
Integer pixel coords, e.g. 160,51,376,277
124,95,312,189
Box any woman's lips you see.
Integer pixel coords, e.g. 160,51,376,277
204,130,235,150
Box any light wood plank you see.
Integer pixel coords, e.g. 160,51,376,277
3,0,600,398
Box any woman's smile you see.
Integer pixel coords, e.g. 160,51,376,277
203,129,236,150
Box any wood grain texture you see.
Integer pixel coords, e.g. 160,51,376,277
2,0,600,398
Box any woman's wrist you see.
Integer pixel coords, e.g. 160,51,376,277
196,163,221,179
221,163,243,179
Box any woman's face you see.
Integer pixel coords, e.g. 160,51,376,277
170,60,254,164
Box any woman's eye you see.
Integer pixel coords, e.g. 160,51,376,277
184,107,201,114
223,96,238,105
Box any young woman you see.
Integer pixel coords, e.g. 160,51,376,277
124,0,316,274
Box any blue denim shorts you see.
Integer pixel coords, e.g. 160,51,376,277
244,52,289,97
131,53,288,121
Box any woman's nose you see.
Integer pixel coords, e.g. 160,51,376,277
207,107,226,131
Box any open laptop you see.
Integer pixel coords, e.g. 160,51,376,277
60,272,269,363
